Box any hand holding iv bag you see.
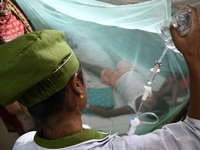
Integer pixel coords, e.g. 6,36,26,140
156,4,192,57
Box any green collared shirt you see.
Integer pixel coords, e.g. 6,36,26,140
34,129,111,149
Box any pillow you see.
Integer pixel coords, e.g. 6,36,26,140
84,87,114,114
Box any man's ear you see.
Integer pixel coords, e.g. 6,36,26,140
71,73,82,94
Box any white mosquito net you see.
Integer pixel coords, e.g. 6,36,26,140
15,0,200,135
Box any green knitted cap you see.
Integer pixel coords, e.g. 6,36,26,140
0,30,79,107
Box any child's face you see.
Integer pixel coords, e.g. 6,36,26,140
140,97,157,112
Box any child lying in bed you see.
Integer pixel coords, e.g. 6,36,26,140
81,60,174,117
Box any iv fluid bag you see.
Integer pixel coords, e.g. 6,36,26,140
156,4,192,61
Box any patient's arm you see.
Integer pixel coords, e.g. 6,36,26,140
153,83,179,107
166,83,179,106
88,105,134,117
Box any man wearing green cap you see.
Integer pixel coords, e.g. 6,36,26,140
1,4,200,150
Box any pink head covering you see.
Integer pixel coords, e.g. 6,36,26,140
0,0,32,44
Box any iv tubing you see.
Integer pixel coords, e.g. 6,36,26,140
147,47,168,85
138,112,159,124
130,47,168,133
136,86,152,117
158,46,168,63
136,100,144,118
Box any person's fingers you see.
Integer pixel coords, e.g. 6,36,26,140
170,22,179,37
170,22,183,46
176,4,199,26
188,5,199,29
176,4,185,9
